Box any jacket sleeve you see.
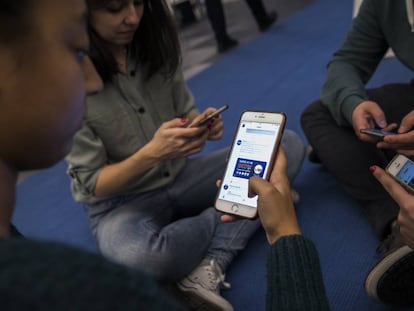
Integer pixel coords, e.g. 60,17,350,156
266,235,331,311
66,123,107,203
321,0,389,126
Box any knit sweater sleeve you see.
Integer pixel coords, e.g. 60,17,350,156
320,0,388,126
266,235,330,311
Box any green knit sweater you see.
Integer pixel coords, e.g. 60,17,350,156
0,235,328,310
267,235,330,311
321,0,414,126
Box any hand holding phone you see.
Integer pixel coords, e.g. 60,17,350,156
220,147,302,243
215,110,286,219
189,105,229,128
386,154,414,193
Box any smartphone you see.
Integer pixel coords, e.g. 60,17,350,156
360,128,397,138
215,111,286,218
386,154,414,193
190,104,229,127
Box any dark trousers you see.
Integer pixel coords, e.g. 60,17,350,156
301,83,414,239
204,0,270,42
10,223,23,237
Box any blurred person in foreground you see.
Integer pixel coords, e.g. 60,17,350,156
0,0,184,309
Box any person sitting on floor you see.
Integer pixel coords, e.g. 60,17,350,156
301,0,414,305
66,0,305,309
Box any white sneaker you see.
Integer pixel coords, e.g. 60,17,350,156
365,222,414,305
175,259,233,311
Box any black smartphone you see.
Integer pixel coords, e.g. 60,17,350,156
190,104,229,127
360,128,397,138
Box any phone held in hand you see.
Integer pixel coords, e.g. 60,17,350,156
360,128,397,138
214,110,286,219
190,104,229,127
386,154,414,193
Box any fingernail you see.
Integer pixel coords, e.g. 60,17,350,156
369,166,376,173
181,118,188,124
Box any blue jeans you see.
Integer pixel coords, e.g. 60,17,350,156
87,130,305,282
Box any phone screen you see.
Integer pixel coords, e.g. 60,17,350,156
396,160,414,190
217,119,282,208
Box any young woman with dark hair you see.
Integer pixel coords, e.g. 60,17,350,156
87,0,181,81
66,0,306,309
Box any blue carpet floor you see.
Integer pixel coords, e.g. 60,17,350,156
14,0,414,310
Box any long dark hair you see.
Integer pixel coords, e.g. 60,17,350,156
87,0,181,82
0,0,31,43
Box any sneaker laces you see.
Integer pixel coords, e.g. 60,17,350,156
198,260,231,293
376,221,406,255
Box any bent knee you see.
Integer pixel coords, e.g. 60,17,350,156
300,100,327,126
99,240,190,282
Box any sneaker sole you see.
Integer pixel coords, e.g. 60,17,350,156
174,282,233,311
365,245,414,303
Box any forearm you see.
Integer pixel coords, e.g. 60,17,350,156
94,143,161,197
321,61,369,126
321,0,387,126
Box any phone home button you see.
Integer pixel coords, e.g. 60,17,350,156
231,204,239,212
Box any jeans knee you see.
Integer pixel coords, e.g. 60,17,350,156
100,239,193,282
281,130,306,181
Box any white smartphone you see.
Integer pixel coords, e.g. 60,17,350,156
215,111,286,219
386,154,414,193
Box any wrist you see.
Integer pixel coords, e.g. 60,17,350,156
131,143,160,167
267,224,302,245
